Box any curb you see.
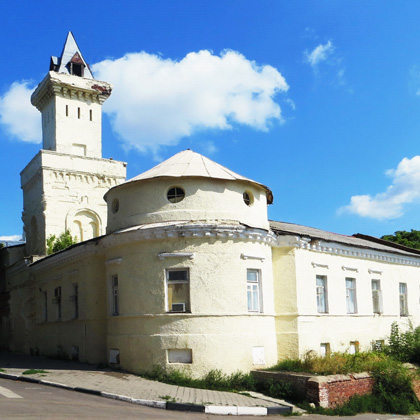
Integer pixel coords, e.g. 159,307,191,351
0,373,292,416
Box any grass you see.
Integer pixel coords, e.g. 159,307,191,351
268,350,389,375
0,368,5,373
139,366,294,400
22,369,48,375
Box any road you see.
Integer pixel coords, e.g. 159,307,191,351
0,378,270,420
1,378,419,420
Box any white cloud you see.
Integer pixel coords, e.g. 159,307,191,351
0,235,23,242
339,156,420,220
92,49,288,154
0,81,41,143
305,41,334,67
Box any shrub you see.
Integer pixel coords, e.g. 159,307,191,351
269,350,388,375
385,321,420,363
371,359,420,414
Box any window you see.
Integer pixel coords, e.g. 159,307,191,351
372,280,383,314
316,275,328,313
112,275,119,316
166,269,190,312
71,345,79,361
111,198,119,214
399,283,408,316
167,349,192,364
167,187,185,203
77,107,80,119
70,62,83,77
66,105,69,117
54,287,62,320
247,269,262,312
346,278,357,314
320,343,330,357
373,340,384,352
243,191,254,206
349,341,359,355
89,109,92,121
43,291,48,322
71,284,79,319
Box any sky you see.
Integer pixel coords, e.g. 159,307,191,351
2,1,420,242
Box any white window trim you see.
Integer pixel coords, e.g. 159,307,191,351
346,278,357,314
316,275,328,313
399,282,408,316
247,269,262,313
371,280,383,314
165,268,190,313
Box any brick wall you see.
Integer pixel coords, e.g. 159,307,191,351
252,371,374,408
253,367,420,408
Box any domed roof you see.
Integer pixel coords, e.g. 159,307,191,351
107,150,273,203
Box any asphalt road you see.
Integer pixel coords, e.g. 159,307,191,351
1,378,420,420
0,378,274,420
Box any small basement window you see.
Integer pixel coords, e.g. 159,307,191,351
167,187,185,203
167,349,192,364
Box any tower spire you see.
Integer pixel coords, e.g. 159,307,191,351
49,31,93,79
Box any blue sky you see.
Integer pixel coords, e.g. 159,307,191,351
2,1,420,241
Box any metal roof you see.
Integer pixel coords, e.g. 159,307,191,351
50,32,93,79
270,220,420,257
118,149,273,203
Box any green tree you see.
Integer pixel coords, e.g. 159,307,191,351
46,230,78,255
381,230,420,250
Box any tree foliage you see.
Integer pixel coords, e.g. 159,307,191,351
46,230,77,255
381,230,420,250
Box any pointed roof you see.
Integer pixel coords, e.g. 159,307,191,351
49,32,93,79
118,150,273,203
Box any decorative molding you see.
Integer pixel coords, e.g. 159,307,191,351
311,262,329,269
106,258,122,265
65,270,79,276
274,234,420,267
368,269,383,275
102,224,277,249
157,252,195,260
241,253,266,261
342,266,358,272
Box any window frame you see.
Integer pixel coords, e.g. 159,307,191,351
165,268,190,313
399,282,408,316
345,277,357,314
54,286,62,321
371,279,383,314
316,275,328,313
166,187,185,203
112,275,119,316
247,269,262,313
72,283,79,319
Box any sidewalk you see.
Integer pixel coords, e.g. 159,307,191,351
0,351,295,416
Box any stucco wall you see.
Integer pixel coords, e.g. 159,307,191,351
105,177,269,234
104,230,277,375
279,245,420,357
29,247,108,364
21,150,126,255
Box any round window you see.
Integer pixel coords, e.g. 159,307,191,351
111,198,120,214
167,187,185,203
243,191,254,206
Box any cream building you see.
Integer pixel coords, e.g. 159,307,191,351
2,33,420,376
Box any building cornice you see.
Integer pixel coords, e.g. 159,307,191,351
102,223,277,248
30,223,275,272
31,72,112,111
275,234,420,267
